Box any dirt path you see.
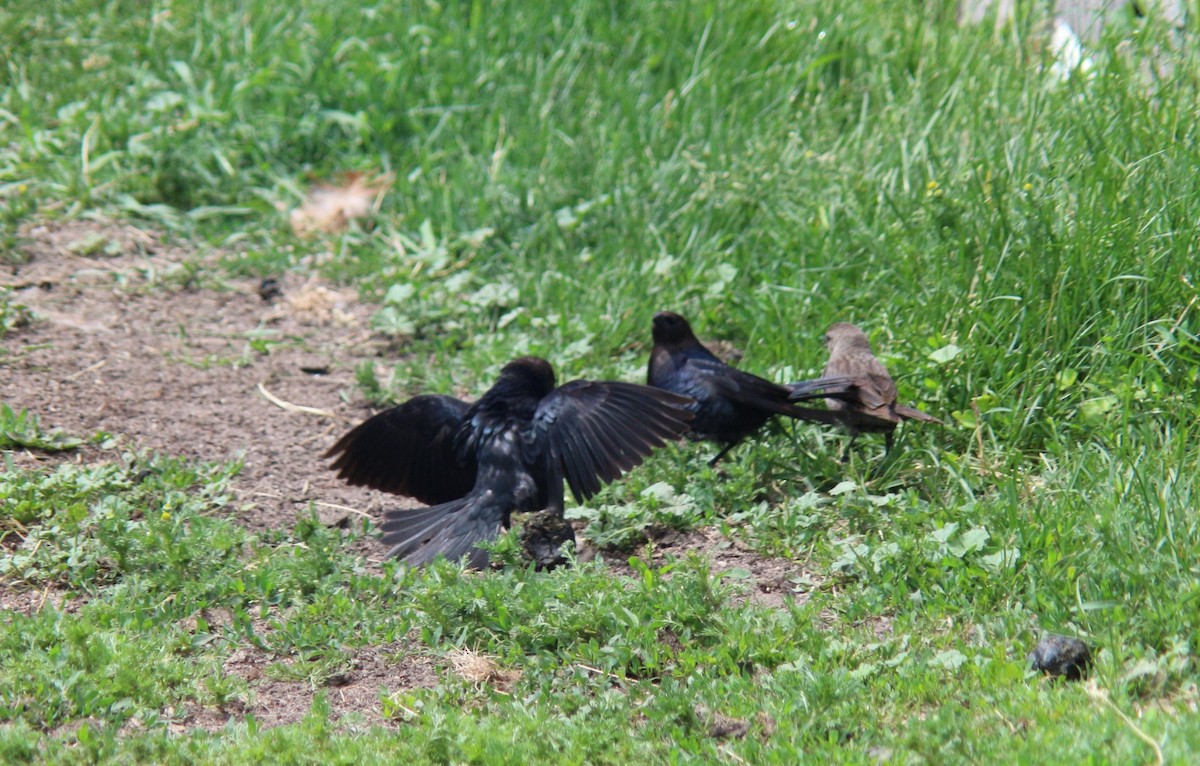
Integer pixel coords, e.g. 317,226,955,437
2,220,424,544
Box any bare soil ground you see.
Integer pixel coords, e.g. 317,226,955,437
1,219,835,728
3,219,399,537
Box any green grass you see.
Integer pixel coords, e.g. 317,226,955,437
0,403,90,452
0,292,32,337
3,0,1200,762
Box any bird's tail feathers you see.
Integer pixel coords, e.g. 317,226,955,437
380,494,502,569
895,405,943,424
786,375,862,404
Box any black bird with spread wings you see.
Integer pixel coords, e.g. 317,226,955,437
326,357,694,568
647,311,846,466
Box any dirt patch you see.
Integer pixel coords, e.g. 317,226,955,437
148,639,440,733
0,583,81,616
206,640,440,731
3,219,414,544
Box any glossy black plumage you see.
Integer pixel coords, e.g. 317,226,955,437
327,394,475,504
646,311,843,465
326,357,694,567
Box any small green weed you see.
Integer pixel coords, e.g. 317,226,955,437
0,290,32,337
0,403,84,452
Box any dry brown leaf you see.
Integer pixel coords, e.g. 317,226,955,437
289,171,394,237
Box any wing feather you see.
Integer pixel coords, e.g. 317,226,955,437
786,374,859,401
326,394,476,504
685,358,816,417
860,373,897,410
533,381,694,503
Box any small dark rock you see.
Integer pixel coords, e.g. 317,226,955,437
519,511,575,570
257,277,283,302
1029,634,1092,681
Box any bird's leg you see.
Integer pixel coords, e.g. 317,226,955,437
545,489,566,518
708,442,737,467
884,430,895,455
840,431,860,463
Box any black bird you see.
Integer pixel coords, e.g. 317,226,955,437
326,357,694,568
647,311,845,466
788,322,942,459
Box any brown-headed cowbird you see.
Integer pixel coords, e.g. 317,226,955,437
326,356,694,568
647,311,845,466
789,322,942,460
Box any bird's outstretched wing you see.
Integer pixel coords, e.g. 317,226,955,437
532,381,694,502
325,394,476,504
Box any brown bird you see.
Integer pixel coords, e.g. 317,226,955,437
647,311,846,466
326,357,695,568
789,322,942,460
